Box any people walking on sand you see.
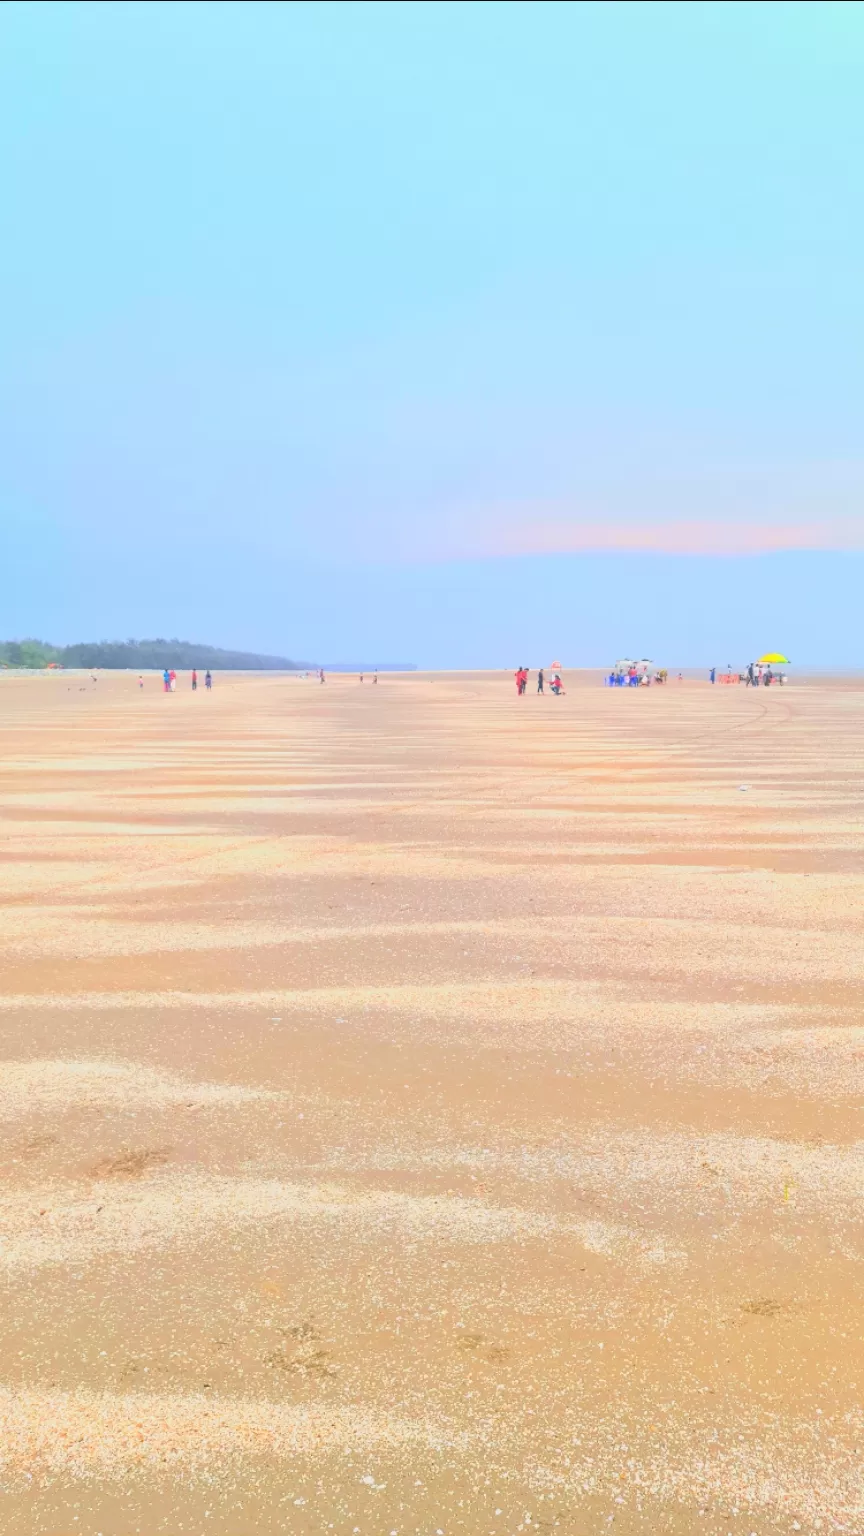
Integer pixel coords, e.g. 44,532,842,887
537,668,544,693
191,669,198,691
163,667,171,693
319,668,325,683
138,675,144,689
205,670,212,690
360,674,364,683
709,666,716,684
373,671,378,684
514,668,522,694
169,669,177,692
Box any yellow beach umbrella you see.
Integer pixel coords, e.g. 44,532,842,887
757,653,789,665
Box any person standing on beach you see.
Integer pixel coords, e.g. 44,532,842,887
710,667,716,684
191,669,198,691
205,670,212,690
537,668,544,693
163,667,170,693
169,669,177,692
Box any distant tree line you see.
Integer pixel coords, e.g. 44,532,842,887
0,639,59,668
0,638,311,670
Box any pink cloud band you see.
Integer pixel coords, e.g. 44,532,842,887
435,518,864,559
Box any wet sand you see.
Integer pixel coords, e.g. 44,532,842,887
0,668,861,1535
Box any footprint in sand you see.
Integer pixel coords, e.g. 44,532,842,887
89,1146,172,1178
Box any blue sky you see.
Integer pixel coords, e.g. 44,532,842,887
2,0,863,665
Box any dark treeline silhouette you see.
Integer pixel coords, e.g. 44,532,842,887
0,638,311,670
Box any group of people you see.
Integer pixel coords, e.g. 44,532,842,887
746,662,782,686
161,668,212,692
607,665,669,686
514,667,565,695
709,664,786,686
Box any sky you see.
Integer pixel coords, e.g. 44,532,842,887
2,0,864,666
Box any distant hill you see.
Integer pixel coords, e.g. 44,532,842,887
0,638,312,670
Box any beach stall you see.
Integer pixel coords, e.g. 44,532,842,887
756,652,790,685
608,658,659,685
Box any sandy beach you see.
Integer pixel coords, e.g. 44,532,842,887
0,668,861,1535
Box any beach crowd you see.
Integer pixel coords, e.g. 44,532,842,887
162,668,213,692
